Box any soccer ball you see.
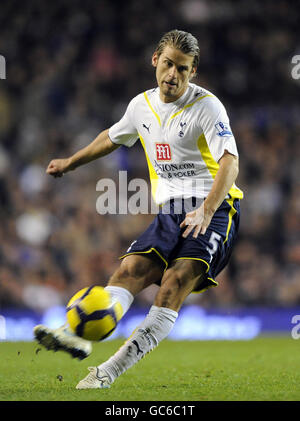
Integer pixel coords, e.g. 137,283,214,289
66,286,123,341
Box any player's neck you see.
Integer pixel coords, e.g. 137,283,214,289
159,84,189,104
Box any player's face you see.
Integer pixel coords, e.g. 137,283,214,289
152,45,196,103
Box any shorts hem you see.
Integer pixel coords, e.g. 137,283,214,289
172,257,210,273
171,257,218,293
119,247,168,271
192,277,219,293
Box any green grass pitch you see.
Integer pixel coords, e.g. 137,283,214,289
0,337,299,401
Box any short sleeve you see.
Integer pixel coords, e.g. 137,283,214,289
199,96,238,162
108,96,139,148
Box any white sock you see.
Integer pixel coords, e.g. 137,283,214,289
104,285,134,317
97,305,178,383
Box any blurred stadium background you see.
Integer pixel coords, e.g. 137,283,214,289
0,0,299,341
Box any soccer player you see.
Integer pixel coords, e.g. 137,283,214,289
34,29,243,389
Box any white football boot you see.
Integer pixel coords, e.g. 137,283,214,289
76,367,112,389
33,323,92,360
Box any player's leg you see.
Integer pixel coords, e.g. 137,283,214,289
103,253,164,320
76,259,206,388
77,199,241,385
102,209,180,319
34,253,164,360
105,252,165,315
153,258,206,311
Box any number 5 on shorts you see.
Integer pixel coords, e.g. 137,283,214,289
206,231,222,263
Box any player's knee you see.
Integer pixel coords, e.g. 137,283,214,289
108,255,161,295
121,255,151,279
109,257,140,285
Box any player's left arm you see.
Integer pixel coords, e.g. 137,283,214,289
180,150,239,238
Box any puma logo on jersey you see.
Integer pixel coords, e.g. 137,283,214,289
156,143,171,161
143,123,151,133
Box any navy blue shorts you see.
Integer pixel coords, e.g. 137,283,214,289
120,197,240,292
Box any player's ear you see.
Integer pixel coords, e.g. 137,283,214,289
152,52,158,68
189,66,197,80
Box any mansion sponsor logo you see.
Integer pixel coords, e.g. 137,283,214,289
155,143,171,161
154,160,196,179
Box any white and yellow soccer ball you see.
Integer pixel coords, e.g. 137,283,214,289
66,286,123,341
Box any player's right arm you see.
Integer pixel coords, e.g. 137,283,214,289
46,129,120,177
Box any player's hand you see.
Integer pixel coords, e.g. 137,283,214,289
180,203,214,238
46,158,73,178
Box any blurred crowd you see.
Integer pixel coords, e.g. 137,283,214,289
0,0,299,312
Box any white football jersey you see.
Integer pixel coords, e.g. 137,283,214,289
109,83,243,205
